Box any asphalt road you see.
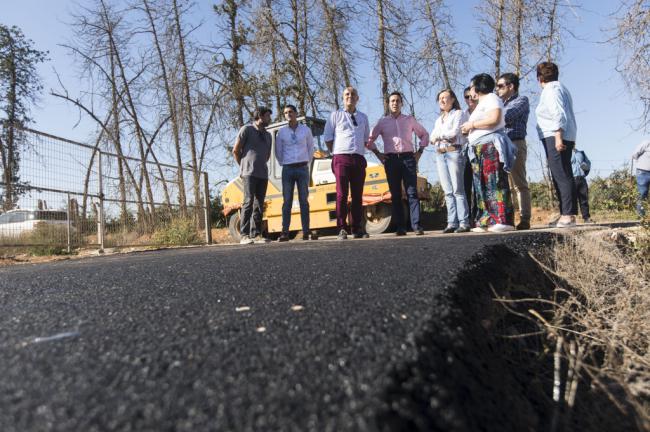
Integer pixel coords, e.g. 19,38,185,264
0,231,548,431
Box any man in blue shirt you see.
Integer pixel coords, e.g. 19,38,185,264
571,149,592,222
275,104,316,241
632,138,650,217
497,73,531,230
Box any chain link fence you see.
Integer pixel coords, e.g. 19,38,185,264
0,125,211,252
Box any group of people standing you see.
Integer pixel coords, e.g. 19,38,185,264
233,61,595,243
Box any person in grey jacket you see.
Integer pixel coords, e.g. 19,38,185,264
632,138,650,217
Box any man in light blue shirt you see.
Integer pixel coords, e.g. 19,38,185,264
323,87,370,240
571,149,591,222
535,62,578,228
275,104,315,241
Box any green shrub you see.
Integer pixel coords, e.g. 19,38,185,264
27,224,69,256
421,182,445,213
152,218,200,246
529,181,556,210
589,168,636,212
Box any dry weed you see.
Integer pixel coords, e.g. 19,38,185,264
531,231,650,430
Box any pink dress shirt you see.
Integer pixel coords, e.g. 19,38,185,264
366,114,429,154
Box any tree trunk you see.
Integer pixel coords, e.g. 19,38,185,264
172,0,202,226
108,43,129,226
546,0,558,61
2,41,18,211
424,0,451,89
99,0,153,231
376,0,389,115
513,0,524,76
142,0,187,215
494,0,506,79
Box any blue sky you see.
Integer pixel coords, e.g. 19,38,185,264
3,0,647,185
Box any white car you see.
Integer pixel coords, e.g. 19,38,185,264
0,209,69,238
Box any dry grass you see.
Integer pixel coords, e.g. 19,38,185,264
529,224,650,430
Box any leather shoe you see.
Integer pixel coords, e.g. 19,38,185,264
516,220,530,230
442,226,456,234
395,230,407,236
353,232,370,239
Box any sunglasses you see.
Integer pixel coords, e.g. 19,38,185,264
495,83,508,89
464,95,471,99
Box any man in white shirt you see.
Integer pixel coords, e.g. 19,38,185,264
323,87,370,240
275,104,316,241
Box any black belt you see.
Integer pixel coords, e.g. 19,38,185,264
286,161,308,168
386,152,414,158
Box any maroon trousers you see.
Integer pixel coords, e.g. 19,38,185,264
332,154,367,234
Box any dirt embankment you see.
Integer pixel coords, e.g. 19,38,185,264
375,238,643,432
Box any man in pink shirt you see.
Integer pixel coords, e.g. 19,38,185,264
367,92,429,235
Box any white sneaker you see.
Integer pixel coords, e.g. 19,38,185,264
240,235,254,245
471,226,488,233
252,235,270,244
488,224,515,233
555,216,576,228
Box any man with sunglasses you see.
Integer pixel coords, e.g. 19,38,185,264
463,87,478,224
496,73,532,230
367,91,429,235
275,104,316,242
323,87,371,240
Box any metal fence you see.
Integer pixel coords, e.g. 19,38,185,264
0,125,211,252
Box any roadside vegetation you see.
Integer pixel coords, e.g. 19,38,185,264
522,215,650,430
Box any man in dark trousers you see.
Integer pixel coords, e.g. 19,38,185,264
571,148,592,223
367,91,429,235
232,107,272,244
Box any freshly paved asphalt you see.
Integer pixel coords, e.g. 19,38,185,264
0,231,548,431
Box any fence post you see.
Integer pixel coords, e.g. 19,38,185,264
203,172,212,245
66,192,72,253
98,152,105,252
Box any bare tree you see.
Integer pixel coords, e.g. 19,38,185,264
315,0,356,109
417,0,467,92
477,0,506,78
141,0,187,213
213,0,251,128
171,0,202,222
612,0,650,129
363,0,412,114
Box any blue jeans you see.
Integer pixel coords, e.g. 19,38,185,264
637,168,650,217
282,164,310,234
436,150,469,227
385,154,421,231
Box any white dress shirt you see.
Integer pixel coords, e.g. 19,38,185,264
323,109,370,155
275,123,314,165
